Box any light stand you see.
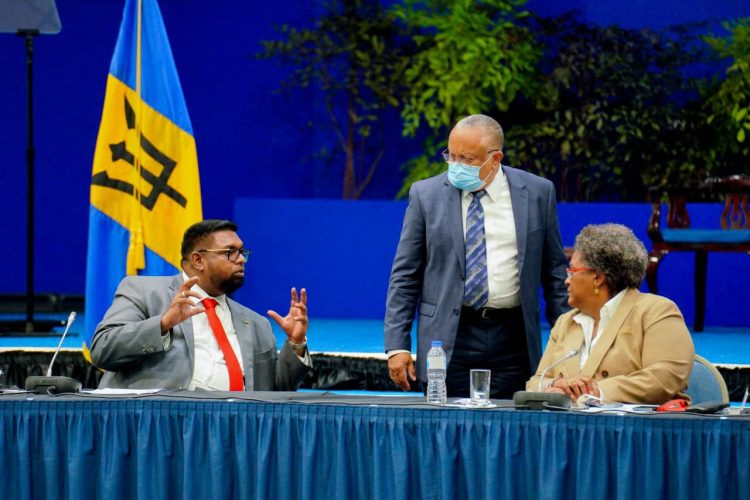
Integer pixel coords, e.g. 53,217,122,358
0,1,61,334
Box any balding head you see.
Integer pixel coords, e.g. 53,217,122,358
453,114,504,150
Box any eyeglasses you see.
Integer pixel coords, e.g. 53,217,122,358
197,248,251,262
566,267,594,278
441,149,500,164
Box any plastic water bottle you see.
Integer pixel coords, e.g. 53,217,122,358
426,340,447,404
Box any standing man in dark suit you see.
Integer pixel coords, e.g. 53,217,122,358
385,115,569,398
91,219,311,391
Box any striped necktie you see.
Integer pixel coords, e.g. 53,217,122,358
464,190,489,310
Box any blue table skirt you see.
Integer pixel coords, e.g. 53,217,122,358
1,395,748,499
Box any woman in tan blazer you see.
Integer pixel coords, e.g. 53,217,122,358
526,223,695,404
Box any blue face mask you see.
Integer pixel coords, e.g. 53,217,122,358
447,155,494,191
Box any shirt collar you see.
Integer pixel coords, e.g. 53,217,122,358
181,271,228,308
572,288,628,325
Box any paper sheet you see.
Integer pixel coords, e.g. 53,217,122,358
81,388,162,395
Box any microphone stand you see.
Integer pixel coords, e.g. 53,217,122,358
25,312,82,394
514,349,580,410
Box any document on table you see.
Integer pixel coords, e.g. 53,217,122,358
442,398,497,409
574,403,657,414
82,388,163,395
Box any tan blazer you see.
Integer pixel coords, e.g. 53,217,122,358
526,289,695,404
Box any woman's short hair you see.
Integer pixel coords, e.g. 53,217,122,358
574,223,648,293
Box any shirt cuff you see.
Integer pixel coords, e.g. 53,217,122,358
161,330,172,350
296,349,312,367
540,376,555,390
386,349,411,358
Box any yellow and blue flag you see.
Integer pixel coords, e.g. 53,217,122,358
84,0,202,357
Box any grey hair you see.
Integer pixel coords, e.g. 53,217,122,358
574,223,648,293
454,114,504,149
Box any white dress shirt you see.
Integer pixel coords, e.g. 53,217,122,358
174,273,311,388
185,281,245,391
572,289,627,368
461,169,521,309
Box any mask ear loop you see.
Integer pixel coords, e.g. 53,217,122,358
480,159,499,184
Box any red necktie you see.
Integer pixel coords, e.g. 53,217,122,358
201,298,244,391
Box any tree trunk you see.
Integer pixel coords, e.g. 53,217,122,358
342,99,356,199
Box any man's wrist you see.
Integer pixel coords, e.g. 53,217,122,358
289,337,308,350
387,349,410,358
160,314,170,334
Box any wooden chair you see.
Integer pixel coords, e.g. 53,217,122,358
646,174,750,331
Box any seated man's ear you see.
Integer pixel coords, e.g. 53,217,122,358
188,250,205,272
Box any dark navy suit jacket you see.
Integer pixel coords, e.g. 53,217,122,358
384,167,570,381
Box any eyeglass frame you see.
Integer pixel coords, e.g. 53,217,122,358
565,266,594,278
196,247,251,262
441,148,500,165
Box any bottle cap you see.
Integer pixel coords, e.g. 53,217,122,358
431,340,442,347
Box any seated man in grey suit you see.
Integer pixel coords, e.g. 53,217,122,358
385,114,569,399
91,219,311,391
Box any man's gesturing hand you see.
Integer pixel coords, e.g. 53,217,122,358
160,276,205,333
268,287,308,348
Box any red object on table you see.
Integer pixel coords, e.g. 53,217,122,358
657,399,689,412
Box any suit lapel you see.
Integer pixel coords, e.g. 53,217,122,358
560,316,585,376
581,289,639,377
227,298,256,390
505,167,528,274
168,275,195,368
442,178,466,273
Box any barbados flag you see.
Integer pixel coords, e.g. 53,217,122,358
84,0,202,357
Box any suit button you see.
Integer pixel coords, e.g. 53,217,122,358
460,274,465,281
453,309,459,316
601,370,609,378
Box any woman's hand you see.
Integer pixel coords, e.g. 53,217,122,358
548,375,600,400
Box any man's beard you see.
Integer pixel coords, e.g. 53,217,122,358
219,274,244,295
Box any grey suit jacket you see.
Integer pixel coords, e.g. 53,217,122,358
385,167,570,381
90,274,310,391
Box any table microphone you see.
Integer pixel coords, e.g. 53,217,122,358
25,312,83,394
513,349,580,410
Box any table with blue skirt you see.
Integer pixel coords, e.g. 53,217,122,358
1,391,747,499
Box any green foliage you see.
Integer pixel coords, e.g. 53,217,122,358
396,136,446,198
258,0,412,199
503,16,715,201
705,18,750,158
398,11,749,200
260,1,747,201
395,0,541,138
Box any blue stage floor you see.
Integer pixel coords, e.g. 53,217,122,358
1,316,748,367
